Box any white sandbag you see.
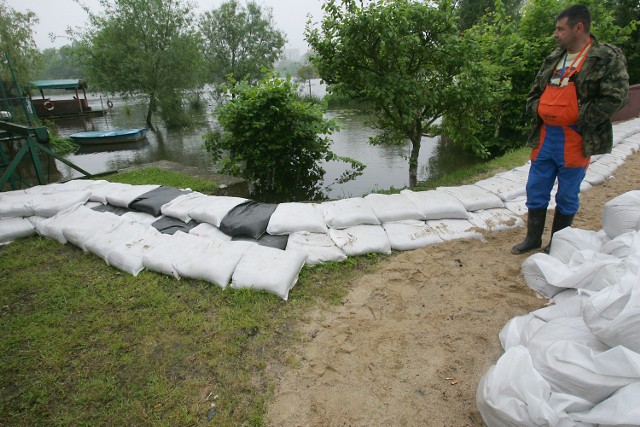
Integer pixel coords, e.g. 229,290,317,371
611,143,636,160
467,208,524,232
189,223,233,242
160,191,207,223
473,176,526,202
477,345,588,427
105,228,164,276
286,231,347,265
88,181,134,204
583,167,607,186
548,227,609,264
554,251,622,291
0,217,35,245
142,231,212,279
322,197,380,229
438,184,504,212
504,196,528,217
328,225,391,256
427,218,484,242
602,190,640,239
120,210,158,226
105,184,161,208
187,196,248,227
495,169,529,185
583,271,640,353
266,202,327,235
84,219,150,260
62,209,124,252
499,313,546,351
231,245,307,300
579,179,593,193
25,190,91,218
399,189,468,220
363,193,425,222
522,253,570,298
600,231,636,259
56,179,110,192
175,240,249,288
532,289,591,322
34,204,101,244
0,190,37,218
528,319,640,405
22,183,60,194
589,161,617,180
570,382,640,425
382,220,442,251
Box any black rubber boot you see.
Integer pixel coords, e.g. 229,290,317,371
544,211,576,254
511,208,547,254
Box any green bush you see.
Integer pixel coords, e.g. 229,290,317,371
204,72,363,201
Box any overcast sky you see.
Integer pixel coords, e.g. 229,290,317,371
9,0,325,55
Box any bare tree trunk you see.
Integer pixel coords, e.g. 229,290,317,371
146,94,156,131
409,122,422,187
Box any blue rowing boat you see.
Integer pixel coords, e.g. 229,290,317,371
69,128,148,145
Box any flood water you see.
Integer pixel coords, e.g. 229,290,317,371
51,82,479,201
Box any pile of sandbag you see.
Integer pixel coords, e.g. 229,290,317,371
2,120,640,300
477,190,640,426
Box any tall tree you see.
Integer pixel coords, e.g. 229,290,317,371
0,0,40,88
77,0,202,129
37,45,85,80
199,0,286,92
307,0,507,186
606,0,640,84
456,0,524,30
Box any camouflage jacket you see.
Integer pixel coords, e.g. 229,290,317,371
526,36,629,156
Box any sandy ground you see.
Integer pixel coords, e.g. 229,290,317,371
265,150,640,427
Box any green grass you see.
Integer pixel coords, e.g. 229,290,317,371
0,236,384,426
0,146,529,425
413,147,531,191
100,167,219,194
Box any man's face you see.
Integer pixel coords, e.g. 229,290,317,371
554,17,580,51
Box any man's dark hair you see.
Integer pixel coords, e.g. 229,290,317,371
557,4,591,32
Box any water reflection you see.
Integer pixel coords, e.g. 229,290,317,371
52,88,481,201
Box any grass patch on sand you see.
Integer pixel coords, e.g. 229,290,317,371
101,167,219,194
0,147,530,425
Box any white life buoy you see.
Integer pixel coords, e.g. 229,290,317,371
43,100,55,111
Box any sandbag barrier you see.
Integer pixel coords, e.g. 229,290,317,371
2,119,640,301
477,188,640,425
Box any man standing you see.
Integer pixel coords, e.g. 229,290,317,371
512,4,629,254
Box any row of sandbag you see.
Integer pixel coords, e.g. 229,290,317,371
477,190,640,426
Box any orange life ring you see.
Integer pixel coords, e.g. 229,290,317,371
107,100,114,108
44,100,55,111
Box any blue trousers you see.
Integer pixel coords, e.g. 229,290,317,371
526,125,588,215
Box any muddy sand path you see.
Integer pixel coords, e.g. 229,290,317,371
266,151,640,426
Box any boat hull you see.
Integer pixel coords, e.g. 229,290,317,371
69,128,148,145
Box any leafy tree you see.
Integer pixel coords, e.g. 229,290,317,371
606,0,640,84
204,72,362,201
456,0,524,30
76,0,202,129
307,0,509,185
297,63,317,96
36,45,85,80
0,0,40,88
199,0,286,93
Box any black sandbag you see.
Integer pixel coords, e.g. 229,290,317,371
219,201,278,239
232,233,288,250
128,186,191,216
91,204,131,216
151,216,200,235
